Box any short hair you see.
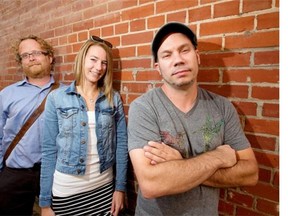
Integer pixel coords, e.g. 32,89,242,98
12,35,55,70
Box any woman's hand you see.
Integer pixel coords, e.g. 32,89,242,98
41,206,55,216
110,190,125,216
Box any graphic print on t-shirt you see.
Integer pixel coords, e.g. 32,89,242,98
193,115,224,152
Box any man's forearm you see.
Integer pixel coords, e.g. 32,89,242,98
130,145,237,199
202,158,258,187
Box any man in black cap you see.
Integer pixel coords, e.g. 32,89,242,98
128,22,258,215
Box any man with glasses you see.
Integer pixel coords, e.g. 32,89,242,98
0,35,58,215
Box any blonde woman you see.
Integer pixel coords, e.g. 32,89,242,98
40,36,128,216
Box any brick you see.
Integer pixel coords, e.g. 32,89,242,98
189,5,211,22
252,86,279,100
223,69,279,83
214,0,240,18
130,19,146,32
123,83,151,94
73,20,93,32
57,45,73,55
135,70,162,81
256,198,279,215
275,0,279,7
254,50,279,65
232,101,257,116
117,47,136,58
236,206,262,216
218,199,234,215
246,134,276,151
200,52,251,67
137,45,151,57
102,26,114,37
94,13,121,28
108,1,137,12
113,71,134,82
147,16,165,29
254,151,279,168
200,16,254,36
112,82,121,92
107,37,120,48
72,43,83,53
115,23,129,35
262,103,279,118
68,34,77,43
56,64,73,73
243,181,279,201
127,94,141,104
71,0,93,12
245,118,279,136
200,84,249,98
89,29,101,38
243,0,273,13
167,11,187,23
83,5,106,20
227,190,254,208
257,12,279,30
122,104,129,116
200,0,218,4
122,32,154,46
198,37,222,51
55,25,73,37
258,167,272,183
156,1,197,14
225,31,279,49
64,54,76,63
0,1,280,214
63,73,75,81
273,170,279,187
121,59,151,70
78,32,88,42
198,69,220,82
122,4,154,21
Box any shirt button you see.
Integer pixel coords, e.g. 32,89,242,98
79,158,84,163
81,122,86,126
81,140,86,144
77,169,81,174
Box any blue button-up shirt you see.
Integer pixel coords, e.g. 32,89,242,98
0,76,56,170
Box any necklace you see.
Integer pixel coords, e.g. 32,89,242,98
77,86,98,104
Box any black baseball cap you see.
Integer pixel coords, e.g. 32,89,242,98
152,22,198,62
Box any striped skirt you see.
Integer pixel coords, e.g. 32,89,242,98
52,181,114,216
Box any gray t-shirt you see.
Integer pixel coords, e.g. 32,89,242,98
128,87,250,216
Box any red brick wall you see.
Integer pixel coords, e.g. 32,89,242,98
0,0,279,215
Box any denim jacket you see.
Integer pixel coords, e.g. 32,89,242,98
39,81,128,207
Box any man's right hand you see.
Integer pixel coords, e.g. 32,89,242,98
143,141,183,165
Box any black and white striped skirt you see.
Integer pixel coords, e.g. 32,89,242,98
52,181,114,216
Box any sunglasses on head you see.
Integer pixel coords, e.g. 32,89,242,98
90,36,113,48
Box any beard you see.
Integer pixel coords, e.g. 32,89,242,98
163,76,196,89
23,64,50,78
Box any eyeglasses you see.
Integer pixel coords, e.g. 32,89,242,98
20,50,49,60
90,36,113,48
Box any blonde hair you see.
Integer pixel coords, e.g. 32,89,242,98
74,40,114,106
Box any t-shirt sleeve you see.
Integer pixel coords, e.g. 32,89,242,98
127,96,161,151
222,99,251,151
